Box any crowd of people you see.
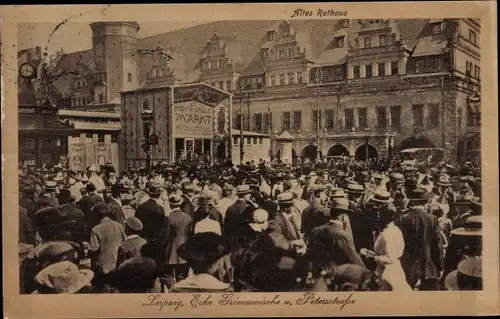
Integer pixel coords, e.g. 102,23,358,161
18,156,483,294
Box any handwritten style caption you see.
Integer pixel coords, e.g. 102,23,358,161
142,292,356,311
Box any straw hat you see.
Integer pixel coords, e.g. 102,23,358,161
33,261,93,294
236,185,252,196
444,257,482,290
371,190,393,204
277,192,295,205
450,215,482,237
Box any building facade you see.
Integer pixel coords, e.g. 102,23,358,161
28,18,481,166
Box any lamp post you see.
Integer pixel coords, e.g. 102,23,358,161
140,109,155,171
364,128,372,164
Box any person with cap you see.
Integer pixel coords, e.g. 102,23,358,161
397,188,443,290
19,186,38,220
307,197,365,274
224,185,257,250
53,189,86,243
88,202,126,290
120,192,137,220
170,232,232,293
161,194,193,285
134,183,168,244
37,181,60,210
32,261,94,294
78,183,104,235
88,164,106,194
301,184,330,241
193,193,224,236
116,217,147,268
103,185,126,227
386,172,405,196
444,256,482,291
114,256,159,293
268,192,305,255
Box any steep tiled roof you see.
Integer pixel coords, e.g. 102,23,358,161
411,19,455,57
25,19,429,95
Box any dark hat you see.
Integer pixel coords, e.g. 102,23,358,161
444,257,482,290
115,257,158,292
177,232,228,264
58,189,75,203
125,217,143,232
181,183,194,192
407,188,430,204
146,183,162,196
85,183,96,192
92,202,111,216
33,261,94,294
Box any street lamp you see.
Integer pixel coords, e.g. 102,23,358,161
140,109,155,170
364,128,372,163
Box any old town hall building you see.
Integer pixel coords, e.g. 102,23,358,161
30,18,481,166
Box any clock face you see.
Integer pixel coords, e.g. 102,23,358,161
94,42,105,57
19,63,35,78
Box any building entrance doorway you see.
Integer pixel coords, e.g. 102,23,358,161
175,138,212,162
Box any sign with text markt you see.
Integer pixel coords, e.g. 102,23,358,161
173,101,214,139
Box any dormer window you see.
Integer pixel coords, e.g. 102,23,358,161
431,24,441,35
334,36,345,48
267,31,276,41
379,35,387,46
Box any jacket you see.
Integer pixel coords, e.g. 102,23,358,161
135,198,167,243
116,234,147,267
89,217,126,274
164,208,193,265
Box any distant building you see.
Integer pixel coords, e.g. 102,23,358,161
30,18,480,165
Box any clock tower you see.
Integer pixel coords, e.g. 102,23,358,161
90,21,140,104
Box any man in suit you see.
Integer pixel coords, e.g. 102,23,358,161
88,202,126,290
116,217,147,268
397,188,443,290
135,183,168,244
78,183,104,237
301,184,330,241
224,185,257,250
104,185,126,227
162,195,193,283
268,192,306,255
179,183,196,218
306,198,365,273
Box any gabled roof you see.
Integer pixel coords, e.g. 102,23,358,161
411,19,455,57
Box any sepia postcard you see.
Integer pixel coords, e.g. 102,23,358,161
1,2,499,318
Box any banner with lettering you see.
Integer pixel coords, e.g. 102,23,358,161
173,101,214,139
69,143,85,170
96,143,110,166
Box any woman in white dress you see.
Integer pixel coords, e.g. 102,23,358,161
373,206,412,291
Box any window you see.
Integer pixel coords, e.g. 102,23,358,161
293,111,301,131
334,36,345,48
469,30,477,45
297,72,303,84
390,105,401,128
364,36,371,48
412,104,424,127
264,113,271,132
111,135,118,143
416,60,424,73
432,24,441,35
127,72,132,83
233,137,238,145
379,35,387,46
365,64,372,78
254,113,263,132
282,112,291,131
342,19,350,28
98,134,105,143
99,93,104,103
279,50,285,60
253,137,258,144
257,77,263,84
353,65,360,79
226,80,231,91
325,109,334,129
288,49,293,58
279,73,285,85
235,114,242,130
391,62,399,75
345,109,354,128
288,73,295,84
378,63,385,76
358,108,367,128
259,137,263,144
247,137,252,144
218,81,223,89
466,61,472,76
428,104,440,127
376,106,387,128
271,75,276,86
